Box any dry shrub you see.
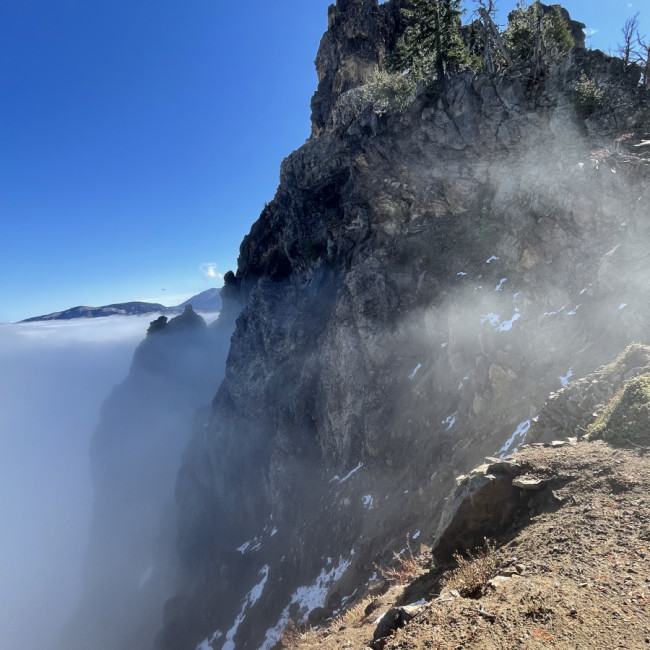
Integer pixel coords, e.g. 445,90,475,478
332,596,376,629
278,620,318,649
374,536,424,585
443,539,498,598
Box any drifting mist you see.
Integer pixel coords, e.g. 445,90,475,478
0,313,222,650
0,316,151,650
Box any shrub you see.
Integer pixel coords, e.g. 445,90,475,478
574,71,604,118
363,68,417,114
374,536,424,585
443,539,498,598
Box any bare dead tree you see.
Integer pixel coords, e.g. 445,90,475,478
636,33,650,88
476,0,513,72
618,13,640,66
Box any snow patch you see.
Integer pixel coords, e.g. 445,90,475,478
544,305,566,316
330,462,363,484
457,271,468,276
619,302,628,310
222,566,270,650
566,304,580,315
495,278,507,291
579,288,587,295
498,420,531,457
195,630,223,650
481,312,500,327
408,363,422,380
260,556,352,650
412,530,421,540
486,255,499,263
498,311,521,331
362,495,374,508
236,537,262,553
483,310,521,332
559,368,573,388
442,412,457,431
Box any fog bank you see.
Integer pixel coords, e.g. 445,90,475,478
0,316,159,650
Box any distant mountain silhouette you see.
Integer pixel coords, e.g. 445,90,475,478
21,288,222,322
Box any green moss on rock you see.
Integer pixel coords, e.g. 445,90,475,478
589,375,650,442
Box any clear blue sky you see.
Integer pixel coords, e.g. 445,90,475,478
0,0,646,322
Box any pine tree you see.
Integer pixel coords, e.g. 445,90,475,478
389,0,468,83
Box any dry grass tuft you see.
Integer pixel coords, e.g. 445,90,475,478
331,596,376,629
374,536,424,585
278,620,319,649
443,539,498,598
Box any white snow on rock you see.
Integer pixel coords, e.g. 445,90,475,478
457,271,468,276
559,368,573,388
195,630,223,650
498,311,521,331
566,304,581,315
544,305,566,316
481,312,500,327
412,530,421,540
362,495,374,508
619,302,628,309
221,566,270,650
408,363,422,380
498,419,531,457
482,310,521,331
495,278,507,291
330,462,363,484
260,556,352,650
486,255,499,263
442,412,457,431
236,536,262,553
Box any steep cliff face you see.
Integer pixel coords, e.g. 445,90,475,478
157,2,650,649
59,305,238,650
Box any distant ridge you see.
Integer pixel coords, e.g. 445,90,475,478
21,288,222,323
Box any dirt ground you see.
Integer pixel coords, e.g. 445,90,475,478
280,440,650,649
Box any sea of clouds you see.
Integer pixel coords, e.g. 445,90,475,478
0,315,157,650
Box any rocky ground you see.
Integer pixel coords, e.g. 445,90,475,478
280,439,650,649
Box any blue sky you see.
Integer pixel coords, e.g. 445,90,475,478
1,0,647,322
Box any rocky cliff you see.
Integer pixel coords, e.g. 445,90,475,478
64,1,650,648
155,2,650,648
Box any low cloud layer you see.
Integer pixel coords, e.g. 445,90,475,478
0,316,153,650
